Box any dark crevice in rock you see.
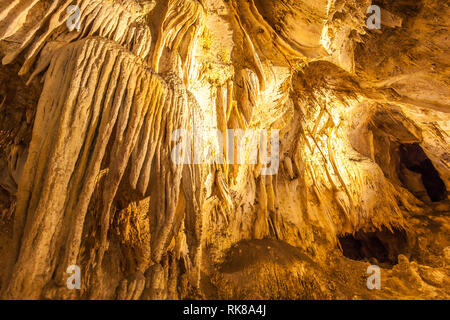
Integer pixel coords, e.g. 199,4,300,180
399,143,447,202
338,227,408,266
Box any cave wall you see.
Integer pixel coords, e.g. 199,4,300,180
0,0,448,300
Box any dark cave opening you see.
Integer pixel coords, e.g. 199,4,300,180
399,143,447,202
338,228,408,266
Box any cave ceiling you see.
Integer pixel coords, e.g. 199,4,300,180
0,0,448,300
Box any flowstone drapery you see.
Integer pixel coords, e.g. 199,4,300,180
0,0,448,300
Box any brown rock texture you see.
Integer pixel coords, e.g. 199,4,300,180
0,0,448,300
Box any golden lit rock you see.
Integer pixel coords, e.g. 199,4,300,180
0,0,448,300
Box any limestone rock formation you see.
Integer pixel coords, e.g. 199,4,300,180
0,0,448,300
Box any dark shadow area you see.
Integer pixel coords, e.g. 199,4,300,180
399,143,447,202
338,227,408,266
372,0,423,20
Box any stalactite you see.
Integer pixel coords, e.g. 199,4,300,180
215,85,228,179
1,34,195,298
1,0,152,81
0,0,448,301
151,0,205,78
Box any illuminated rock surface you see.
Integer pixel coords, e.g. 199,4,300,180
0,0,448,299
